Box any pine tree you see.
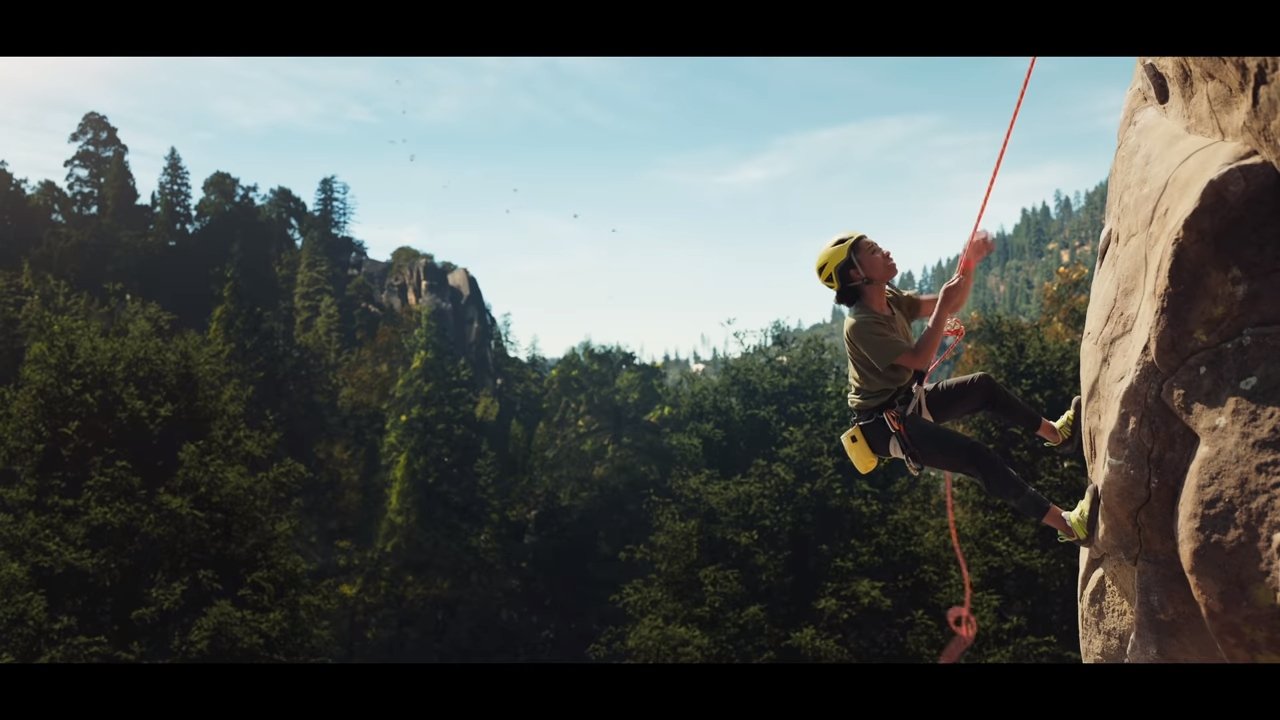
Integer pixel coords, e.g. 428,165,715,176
313,175,354,238
364,303,491,659
152,147,193,247
293,227,342,367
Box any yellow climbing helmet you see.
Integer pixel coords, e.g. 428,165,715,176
815,232,868,292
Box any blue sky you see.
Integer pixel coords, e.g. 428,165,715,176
1,57,1137,360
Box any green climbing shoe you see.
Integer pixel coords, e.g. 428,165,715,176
1045,395,1082,455
1057,483,1100,547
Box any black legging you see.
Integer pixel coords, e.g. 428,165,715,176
858,372,1052,522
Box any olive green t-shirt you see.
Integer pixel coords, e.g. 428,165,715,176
844,287,923,410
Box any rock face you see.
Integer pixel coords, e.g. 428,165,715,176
1079,57,1280,662
361,256,497,387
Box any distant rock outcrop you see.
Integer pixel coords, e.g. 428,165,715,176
361,251,497,387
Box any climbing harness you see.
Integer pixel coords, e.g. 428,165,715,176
842,314,967,478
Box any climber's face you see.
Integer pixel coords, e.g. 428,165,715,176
850,237,898,284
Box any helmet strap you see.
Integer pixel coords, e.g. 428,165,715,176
848,250,872,286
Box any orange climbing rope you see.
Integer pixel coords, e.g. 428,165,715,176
936,56,1036,664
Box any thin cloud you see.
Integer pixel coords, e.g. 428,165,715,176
659,114,958,188
431,57,649,129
